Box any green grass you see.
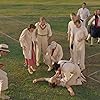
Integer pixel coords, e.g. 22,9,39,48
0,0,100,100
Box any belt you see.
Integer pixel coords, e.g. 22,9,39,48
37,34,48,36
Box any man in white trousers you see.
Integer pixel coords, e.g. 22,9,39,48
35,17,52,66
71,20,88,71
67,13,78,61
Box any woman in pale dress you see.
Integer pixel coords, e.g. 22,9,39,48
19,24,37,74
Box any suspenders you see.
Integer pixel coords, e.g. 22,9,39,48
60,62,67,68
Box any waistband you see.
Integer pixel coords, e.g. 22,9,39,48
37,34,48,36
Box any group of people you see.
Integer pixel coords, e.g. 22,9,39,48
0,2,99,99
19,2,100,96
19,2,94,96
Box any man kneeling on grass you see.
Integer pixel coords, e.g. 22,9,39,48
33,60,86,96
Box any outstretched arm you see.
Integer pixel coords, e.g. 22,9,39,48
33,77,52,83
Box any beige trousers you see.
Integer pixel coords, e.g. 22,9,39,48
73,45,85,71
67,64,81,86
36,35,48,64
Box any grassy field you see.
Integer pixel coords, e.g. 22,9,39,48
0,0,100,100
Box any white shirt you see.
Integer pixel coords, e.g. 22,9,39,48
58,60,75,81
77,8,90,20
67,21,76,34
35,22,52,36
88,15,100,26
71,25,88,48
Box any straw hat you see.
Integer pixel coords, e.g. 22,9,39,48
0,44,10,52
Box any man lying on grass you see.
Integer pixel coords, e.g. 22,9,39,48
33,60,86,96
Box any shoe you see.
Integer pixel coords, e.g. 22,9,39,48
24,63,27,67
36,63,39,67
30,66,36,72
47,67,52,72
28,68,33,74
90,44,93,47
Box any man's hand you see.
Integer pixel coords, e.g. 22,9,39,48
23,46,26,50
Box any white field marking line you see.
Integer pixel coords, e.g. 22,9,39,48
87,53,100,59
87,76,100,84
0,31,19,43
88,69,100,77
0,16,28,25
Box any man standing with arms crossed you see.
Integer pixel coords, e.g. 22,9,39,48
35,17,52,66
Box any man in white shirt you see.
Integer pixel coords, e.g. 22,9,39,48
53,60,86,96
35,17,52,66
67,13,79,61
71,20,88,71
77,2,90,26
44,41,63,71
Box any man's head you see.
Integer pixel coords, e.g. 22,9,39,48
96,9,100,15
0,44,10,56
50,41,57,49
82,2,86,8
53,62,60,71
28,24,36,33
70,13,77,21
74,20,81,28
39,17,46,25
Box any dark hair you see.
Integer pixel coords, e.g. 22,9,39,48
74,20,81,24
83,2,86,5
53,62,60,71
49,83,57,88
28,24,36,30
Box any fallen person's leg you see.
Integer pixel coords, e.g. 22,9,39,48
67,86,75,96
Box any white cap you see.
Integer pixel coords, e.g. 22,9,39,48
0,44,10,52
